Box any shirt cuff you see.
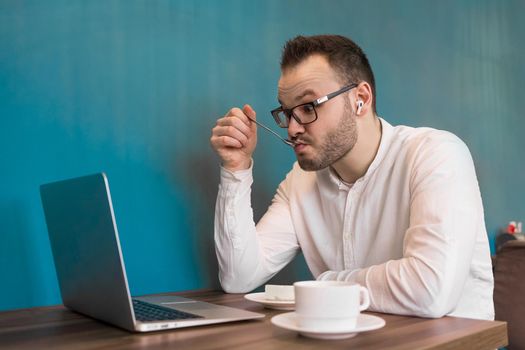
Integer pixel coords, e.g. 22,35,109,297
220,159,254,183
317,270,338,281
316,269,361,282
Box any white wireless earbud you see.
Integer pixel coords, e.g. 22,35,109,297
356,100,364,115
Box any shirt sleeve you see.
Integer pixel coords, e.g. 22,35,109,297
318,134,485,318
214,161,299,293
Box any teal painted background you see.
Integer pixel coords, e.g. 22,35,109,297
1,1,523,311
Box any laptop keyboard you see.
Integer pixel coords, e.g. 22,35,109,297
132,299,203,322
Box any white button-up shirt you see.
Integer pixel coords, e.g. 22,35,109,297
214,118,494,320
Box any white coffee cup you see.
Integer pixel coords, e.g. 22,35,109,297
294,281,370,331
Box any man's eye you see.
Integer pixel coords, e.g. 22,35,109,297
300,104,315,114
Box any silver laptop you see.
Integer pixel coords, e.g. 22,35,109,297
40,173,264,332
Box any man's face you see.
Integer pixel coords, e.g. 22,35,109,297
277,55,358,171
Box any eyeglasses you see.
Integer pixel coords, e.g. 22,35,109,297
270,83,357,128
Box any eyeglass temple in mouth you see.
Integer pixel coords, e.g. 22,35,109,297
245,115,295,147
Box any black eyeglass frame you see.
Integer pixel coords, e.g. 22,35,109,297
270,83,358,128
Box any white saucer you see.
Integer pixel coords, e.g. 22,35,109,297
244,292,295,310
271,312,385,340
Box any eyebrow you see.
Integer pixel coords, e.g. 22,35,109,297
277,89,317,108
295,89,316,102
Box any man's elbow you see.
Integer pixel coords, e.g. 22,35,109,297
220,284,251,294
414,293,455,318
219,276,253,294
403,265,457,318
397,282,454,318
416,305,449,318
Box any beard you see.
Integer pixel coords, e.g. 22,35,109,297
296,102,358,171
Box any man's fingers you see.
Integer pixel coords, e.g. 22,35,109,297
211,105,258,151
212,121,250,146
216,115,253,140
216,125,249,146
242,104,256,120
242,104,258,132
226,107,251,127
211,134,242,149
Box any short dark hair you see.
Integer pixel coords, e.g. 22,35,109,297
281,35,377,113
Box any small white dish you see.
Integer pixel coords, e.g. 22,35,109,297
244,292,295,310
271,312,385,340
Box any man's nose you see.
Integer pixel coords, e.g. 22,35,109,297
287,116,305,139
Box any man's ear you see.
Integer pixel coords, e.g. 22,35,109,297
355,82,373,115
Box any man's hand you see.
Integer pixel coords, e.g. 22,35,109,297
210,104,257,171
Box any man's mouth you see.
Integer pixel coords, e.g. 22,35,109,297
293,141,309,152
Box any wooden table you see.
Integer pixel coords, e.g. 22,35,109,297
0,289,507,350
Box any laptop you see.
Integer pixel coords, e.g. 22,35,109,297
40,173,264,332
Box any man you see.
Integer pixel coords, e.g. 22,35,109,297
210,35,494,320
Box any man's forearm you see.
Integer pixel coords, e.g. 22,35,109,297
214,166,300,293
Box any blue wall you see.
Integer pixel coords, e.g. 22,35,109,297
1,1,523,311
